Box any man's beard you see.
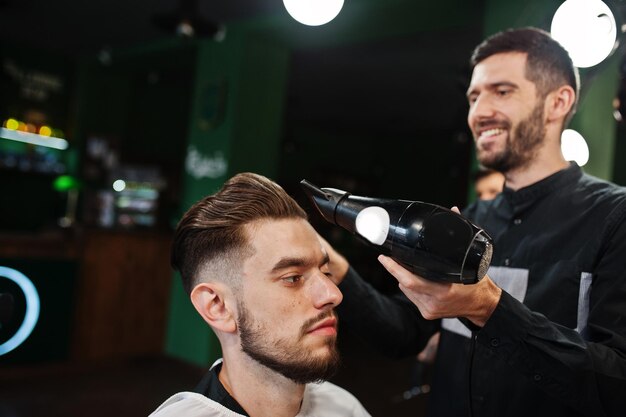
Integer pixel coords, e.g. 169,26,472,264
477,100,546,173
238,302,340,384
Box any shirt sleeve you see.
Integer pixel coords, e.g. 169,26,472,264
476,206,626,417
337,266,439,358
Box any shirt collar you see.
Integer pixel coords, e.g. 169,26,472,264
501,162,582,213
194,360,249,416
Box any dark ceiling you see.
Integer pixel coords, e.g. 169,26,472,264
0,0,284,56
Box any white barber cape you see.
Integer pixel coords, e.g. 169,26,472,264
150,381,371,417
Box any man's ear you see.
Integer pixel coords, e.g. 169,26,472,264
545,85,576,123
190,282,237,333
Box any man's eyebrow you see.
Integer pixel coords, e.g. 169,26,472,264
270,253,330,273
466,81,519,98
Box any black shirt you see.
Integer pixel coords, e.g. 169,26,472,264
338,163,626,416
194,362,249,416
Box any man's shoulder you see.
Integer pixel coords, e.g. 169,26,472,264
577,172,626,199
149,392,245,417
572,173,626,222
300,382,371,417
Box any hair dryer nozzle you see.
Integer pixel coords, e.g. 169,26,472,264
299,180,350,225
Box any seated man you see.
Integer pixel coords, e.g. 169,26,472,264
150,172,370,417
473,168,505,201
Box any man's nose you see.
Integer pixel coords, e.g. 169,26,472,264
469,94,496,122
310,272,343,309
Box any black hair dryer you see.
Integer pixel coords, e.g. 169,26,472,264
300,180,493,284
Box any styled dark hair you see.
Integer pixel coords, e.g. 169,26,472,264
471,27,580,123
171,172,307,294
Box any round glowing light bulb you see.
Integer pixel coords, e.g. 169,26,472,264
561,129,589,166
112,179,126,192
355,206,390,245
39,126,52,136
551,0,616,68
283,0,344,26
5,118,19,130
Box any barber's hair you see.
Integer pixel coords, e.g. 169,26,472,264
471,27,580,124
171,172,307,294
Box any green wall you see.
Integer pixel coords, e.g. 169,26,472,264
164,30,293,365
571,58,620,180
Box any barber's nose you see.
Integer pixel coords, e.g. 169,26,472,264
310,273,343,309
468,95,496,122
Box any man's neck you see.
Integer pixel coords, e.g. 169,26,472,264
218,351,306,417
503,143,570,191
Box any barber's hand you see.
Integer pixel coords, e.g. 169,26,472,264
317,234,350,285
417,332,440,364
377,256,501,328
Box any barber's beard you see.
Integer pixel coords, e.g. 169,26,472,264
479,101,546,173
238,302,340,384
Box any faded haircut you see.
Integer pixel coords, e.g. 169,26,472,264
470,27,580,125
171,172,307,294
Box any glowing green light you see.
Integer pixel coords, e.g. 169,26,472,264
53,175,79,192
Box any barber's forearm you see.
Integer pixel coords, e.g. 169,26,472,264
338,267,438,357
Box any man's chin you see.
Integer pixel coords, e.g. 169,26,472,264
477,153,498,169
242,343,340,384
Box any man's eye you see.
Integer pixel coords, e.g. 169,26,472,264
497,89,511,97
282,276,302,285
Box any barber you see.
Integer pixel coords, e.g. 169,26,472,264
325,27,626,417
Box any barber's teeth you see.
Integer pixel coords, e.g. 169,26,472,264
480,128,504,138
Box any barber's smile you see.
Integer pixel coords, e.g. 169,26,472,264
306,317,338,336
477,126,507,146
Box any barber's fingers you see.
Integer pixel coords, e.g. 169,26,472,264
451,206,461,214
317,233,349,284
378,255,448,320
377,255,426,289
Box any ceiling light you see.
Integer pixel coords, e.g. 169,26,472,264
153,0,223,39
283,0,344,26
551,0,617,68
561,129,589,166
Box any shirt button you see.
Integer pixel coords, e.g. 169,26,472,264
490,338,500,347
513,218,522,225
504,258,511,266
533,374,542,382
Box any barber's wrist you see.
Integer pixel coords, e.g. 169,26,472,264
466,277,502,327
